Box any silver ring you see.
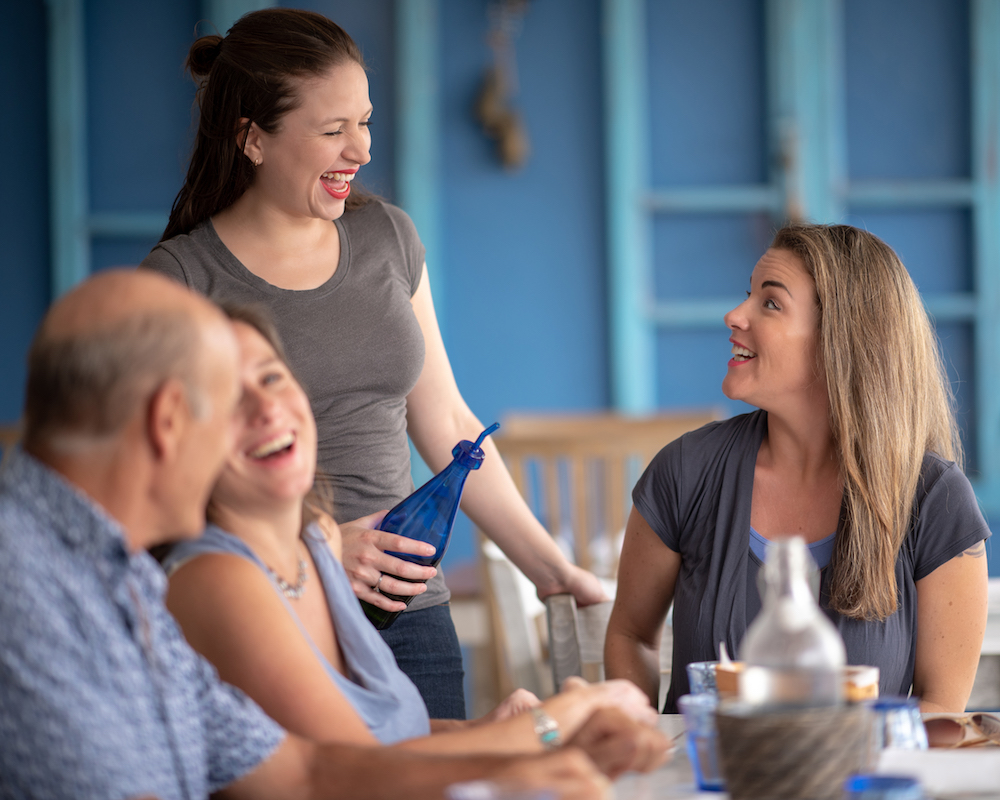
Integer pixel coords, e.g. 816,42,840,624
372,573,384,594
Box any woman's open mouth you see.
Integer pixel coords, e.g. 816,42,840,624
321,170,355,200
248,431,296,461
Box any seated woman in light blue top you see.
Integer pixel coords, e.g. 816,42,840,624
162,306,658,754
164,522,428,744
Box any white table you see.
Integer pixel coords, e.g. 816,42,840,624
613,715,723,799
614,715,1000,800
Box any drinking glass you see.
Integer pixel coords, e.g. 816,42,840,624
686,660,719,696
869,697,928,752
677,693,725,791
843,774,923,800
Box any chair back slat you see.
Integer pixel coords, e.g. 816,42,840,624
569,455,589,572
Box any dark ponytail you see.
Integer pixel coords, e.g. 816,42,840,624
162,9,369,242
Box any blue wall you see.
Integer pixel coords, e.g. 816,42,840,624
3,1,994,574
438,0,611,564
3,0,612,568
0,1,51,423
440,0,610,431
843,0,978,470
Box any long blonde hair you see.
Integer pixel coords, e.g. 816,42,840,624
771,224,962,621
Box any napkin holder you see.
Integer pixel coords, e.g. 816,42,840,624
715,701,871,800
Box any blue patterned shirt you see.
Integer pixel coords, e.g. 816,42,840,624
0,451,286,800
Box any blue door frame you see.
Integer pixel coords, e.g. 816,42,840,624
602,0,1000,541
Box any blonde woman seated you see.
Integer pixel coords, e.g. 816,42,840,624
162,307,659,755
605,223,990,714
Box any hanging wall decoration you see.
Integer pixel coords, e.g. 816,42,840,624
475,0,531,171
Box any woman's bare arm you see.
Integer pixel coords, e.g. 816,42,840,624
167,551,657,757
166,553,379,746
912,539,989,712
396,679,657,755
604,508,681,707
403,264,606,606
220,733,614,800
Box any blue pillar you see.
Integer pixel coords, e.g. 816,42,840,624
45,0,89,298
396,0,441,485
395,0,442,321
971,0,1000,502
603,0,654,413
766,0,846,224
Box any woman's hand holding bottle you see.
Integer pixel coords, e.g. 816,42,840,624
338,510,437,610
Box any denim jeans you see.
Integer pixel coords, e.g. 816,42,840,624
380,603,466,720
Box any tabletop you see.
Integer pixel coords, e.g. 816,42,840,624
613,715,723,800
614,714,1000,800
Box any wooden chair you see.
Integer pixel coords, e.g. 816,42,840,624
481,540,553,700
545,594,614,686
491,410,722,579
479,409,721,702
545,592,674,709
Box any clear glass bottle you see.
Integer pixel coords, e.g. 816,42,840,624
739,536,846,708
362,423,499,630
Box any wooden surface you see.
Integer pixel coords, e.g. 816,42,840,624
545,594,614,687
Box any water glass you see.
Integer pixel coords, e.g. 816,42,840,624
677,693,725,792
686,660,719,695
869,697,928,753
844,774,923,800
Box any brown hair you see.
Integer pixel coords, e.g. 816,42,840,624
162,8,371,242
215,303,335,533
771,223,961,621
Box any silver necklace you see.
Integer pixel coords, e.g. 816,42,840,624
267,557,308,600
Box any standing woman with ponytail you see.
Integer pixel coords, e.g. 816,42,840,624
142,8,606,719
605,223,991,714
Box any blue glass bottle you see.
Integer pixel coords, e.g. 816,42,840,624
362,423,499,630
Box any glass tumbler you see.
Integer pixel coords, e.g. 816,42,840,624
677,693,725,792
686,660,719,696
868,696,928,766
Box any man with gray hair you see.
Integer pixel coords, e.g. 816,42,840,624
0,270,667,800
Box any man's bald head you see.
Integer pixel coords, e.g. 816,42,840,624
23,270,231,452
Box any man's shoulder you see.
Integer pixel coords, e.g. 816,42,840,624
0,482,60,567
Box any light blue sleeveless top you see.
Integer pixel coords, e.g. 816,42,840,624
163,524,431,744
749,527,837,570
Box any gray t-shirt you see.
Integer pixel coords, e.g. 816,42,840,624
633,410,991,712
141,201,449,610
